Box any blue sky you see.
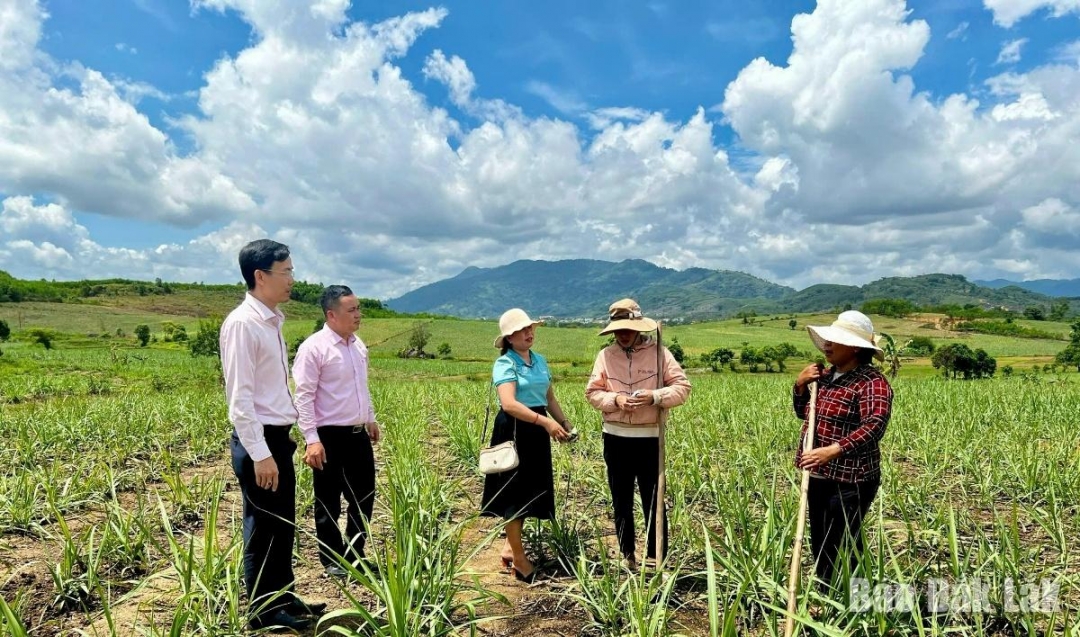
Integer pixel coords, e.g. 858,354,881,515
1,0,1079,297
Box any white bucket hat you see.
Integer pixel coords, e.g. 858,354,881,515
493,308,542,348
806,310,885,362
598,298,658,335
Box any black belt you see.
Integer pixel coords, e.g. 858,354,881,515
317,424,367,434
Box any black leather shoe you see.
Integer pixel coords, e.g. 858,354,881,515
249,609,313,631
288,596,327,616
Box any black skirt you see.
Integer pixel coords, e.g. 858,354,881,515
480,406,556,521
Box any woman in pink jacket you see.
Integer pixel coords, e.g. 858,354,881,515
585,299,691,569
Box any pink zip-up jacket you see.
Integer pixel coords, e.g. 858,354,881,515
586,337,691,433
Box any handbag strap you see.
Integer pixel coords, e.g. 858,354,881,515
480,382,495,444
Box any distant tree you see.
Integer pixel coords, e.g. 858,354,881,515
1054,320,1080,371
0,319,9,342
1049,300,1070,322
788,319,797,330
902,336,936,356
290,281,325,305
1023,306,1046,321
1001,365,1014,378
134,324,151,347
740,346,763,372
161,321,187,343
437,342,452,358
861,298,918,318
189,316,223,358
667,337,685,364
407,321,431,355
28,328,52,350
701,347,735,372
932,343,996,379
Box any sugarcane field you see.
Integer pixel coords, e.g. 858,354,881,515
0,303,1077,635
4,0,1080,634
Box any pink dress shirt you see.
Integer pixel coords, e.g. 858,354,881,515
293,324,377,445
219,294,299,462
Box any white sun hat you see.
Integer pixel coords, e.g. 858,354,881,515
806,310,885,361
493,308,542,348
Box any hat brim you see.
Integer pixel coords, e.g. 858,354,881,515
598,317,658,336
807,325,885,361
494,319,543,348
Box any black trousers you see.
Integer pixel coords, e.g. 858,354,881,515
602,433,668,561
230,426,297,616
312,426,376,568
807,477,879,587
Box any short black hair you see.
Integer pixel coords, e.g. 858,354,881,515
320,285,354,316
858,348,876,365
238,239,290,290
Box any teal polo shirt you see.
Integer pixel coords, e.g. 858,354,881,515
492,349,551,407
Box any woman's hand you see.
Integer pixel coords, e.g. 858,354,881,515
617,390,653,410
544,418,569,441
795,363,825,393
798,443,842,470
625,389,655,409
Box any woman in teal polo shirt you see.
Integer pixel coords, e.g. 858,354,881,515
481,308,572,583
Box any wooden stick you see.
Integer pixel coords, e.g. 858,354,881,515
654,321,667,572
784,382,818,637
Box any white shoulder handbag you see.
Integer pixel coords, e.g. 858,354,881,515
479,384,519,475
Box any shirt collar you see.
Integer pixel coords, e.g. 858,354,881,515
244,293,284,323
507,348,534,367
321,323,355,345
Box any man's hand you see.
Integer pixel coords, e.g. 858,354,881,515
798,443,843,470
254,457,280,491
368,422,382,444
304,442,327,470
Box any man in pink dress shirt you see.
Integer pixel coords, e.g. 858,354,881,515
293,285,381,578
220,239,322,630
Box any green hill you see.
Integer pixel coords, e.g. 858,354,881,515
387,259,793,319
387,260,1077,319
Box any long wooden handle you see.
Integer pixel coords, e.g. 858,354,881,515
655,321,667,570
784,382,818,637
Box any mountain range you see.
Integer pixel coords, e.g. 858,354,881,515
387,259,1078,319
974,278,1080,298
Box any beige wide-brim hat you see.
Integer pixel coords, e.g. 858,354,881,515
598,298,658,335
493,308,543,348
806,310,885,361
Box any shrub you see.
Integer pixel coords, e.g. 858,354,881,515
667,337,685,364
134,325,150,347
189,316,223,358
903,336,936,356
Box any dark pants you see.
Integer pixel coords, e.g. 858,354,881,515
231,426,297,617
313,426,376,568
603,433,668,561
807,477,879,587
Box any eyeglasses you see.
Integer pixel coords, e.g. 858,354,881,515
259,268,295,279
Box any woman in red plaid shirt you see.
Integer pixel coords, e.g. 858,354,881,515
793,310,893,589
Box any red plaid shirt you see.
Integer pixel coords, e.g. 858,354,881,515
793,364,893,483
